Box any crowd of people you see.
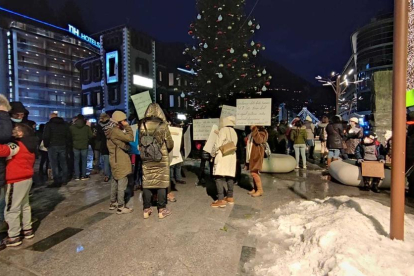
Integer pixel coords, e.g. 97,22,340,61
0,93,413,251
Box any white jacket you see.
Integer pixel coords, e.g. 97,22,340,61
212,126,238,177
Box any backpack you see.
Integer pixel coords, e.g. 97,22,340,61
140,121,164,162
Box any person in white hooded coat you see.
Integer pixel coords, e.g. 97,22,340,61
210,116,238,208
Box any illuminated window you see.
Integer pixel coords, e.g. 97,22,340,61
168,73,174,86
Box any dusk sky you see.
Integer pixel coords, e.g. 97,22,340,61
2,0,394,82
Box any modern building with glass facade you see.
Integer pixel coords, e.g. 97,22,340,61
0,8,99,123
340,13,393,118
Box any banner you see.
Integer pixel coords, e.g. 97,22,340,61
220,105,245,130
130,91,152,119
203,124,219,154
184,126,192,159
236,98,272,126
169,126,183,157
193,119,220,140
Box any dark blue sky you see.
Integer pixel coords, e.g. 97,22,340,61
55,0,393,82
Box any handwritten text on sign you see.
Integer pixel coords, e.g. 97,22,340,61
193,119,220,140
130,91,152,119
220,105,244,130
236,98,272,126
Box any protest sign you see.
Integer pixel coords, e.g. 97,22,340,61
184,126,192,159
203,124,219,154
193,119,220,140
236,98,272,126
220,105,244,130
169,126,183,157
130,91,152,119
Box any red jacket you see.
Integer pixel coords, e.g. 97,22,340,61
0,141,35,184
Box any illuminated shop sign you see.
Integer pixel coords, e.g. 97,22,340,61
106,51,119,84
133,75,154,89
68,24,100,48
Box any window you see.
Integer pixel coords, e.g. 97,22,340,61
108,86,121,106
159,71,162,82
177,96,181,107
135,58,149,76
168,73,174,86
169,95,174,108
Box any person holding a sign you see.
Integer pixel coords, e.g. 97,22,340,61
245,126,268,197
355,132,385,193
210,116,238,208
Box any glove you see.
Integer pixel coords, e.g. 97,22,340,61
357,159,364,164
379,160,385,163
6,142,20,160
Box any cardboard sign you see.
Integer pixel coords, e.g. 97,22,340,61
361,161,385,179
184,126,192,159
193,119,220,140
220,105,245,130
203,124,219,154
169,126,183,157
130,91,152,119
236,98,272,126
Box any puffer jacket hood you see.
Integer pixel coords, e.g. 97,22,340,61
50,117,65,124
74,119,86,128
223,116,236,127
144,103,167,121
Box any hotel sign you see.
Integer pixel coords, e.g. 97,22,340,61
68,24,100,48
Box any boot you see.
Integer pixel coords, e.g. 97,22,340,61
361,179,371,191
371,179,380,193
248,181,257,195
252,178,263,197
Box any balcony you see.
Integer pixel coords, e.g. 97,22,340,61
18,79,81,92
18,61,80,77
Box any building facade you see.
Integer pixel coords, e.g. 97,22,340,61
0,9,99,123
340,13,393,118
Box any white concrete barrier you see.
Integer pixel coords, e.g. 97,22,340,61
262,154,297,173
328,160,391,188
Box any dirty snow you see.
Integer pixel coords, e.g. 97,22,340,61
247,196,414,276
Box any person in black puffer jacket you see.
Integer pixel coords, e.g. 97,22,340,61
0,95,12,232
43,113,72,187
326,115,344,168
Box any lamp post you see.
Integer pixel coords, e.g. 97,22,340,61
316,70,362,115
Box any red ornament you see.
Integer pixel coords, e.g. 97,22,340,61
188,31,194,35
233,59,237,62
256,43,261,48
241,74,247,78
186,65,190,69
265,81,271,86
214,46,218,50
227,64,232,67
208,61,213,64
217,31,223,35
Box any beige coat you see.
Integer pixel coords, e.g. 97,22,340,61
212,117,238,178
107,125,134,180
139,103,174,189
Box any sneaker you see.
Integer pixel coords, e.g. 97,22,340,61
295,166,300,169
116,206,133,215
0,221,8,233
3,236,23,247
143,208,153,219
22,229,35,239
81,176,90,181
211,200,227,208
158,208,171,219
104,176,110,183
109,202,118,210
74,177,80,181
303,166,307,169
224,197,235,205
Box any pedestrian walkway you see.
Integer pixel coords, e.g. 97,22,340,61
0,161,413,276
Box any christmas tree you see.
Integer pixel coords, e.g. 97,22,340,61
183,0,271,117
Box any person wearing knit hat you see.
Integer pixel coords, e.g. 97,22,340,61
345,117,363,158
107,111,134,214
97,113,116,182
304,116,315,160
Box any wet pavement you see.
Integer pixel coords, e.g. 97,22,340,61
1,159,413,276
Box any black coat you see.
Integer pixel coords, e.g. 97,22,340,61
0,111,12,187
326,123,344,149
43,117,72,148
97,123,109,155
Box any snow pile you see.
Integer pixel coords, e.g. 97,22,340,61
247,196,414,276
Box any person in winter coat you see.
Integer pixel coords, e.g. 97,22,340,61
316,116,329,164
43,113,72,186
0,123,37,249
276,120,288,154
139,104,174,219
290,120,308,169
210,116,238,208
90,123,102,175
246,126,268,197
304,116,315,160
345,117,363,158
98,113,115,182
9,102,30,127
70,115,93,181
326,115,344,168
0,95,12,234
37,124,49,175
107,111,134,214
355,132,385,193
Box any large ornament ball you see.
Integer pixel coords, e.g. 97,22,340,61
257,73,262,77
219,64,224,67
262,46,266,50
228,26,232,30
207,80,211,84
243,53,248,58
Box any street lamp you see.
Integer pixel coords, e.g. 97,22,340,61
315,70,362,115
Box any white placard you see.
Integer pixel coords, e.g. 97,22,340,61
193,119,220,140
169,126,183,157
220,105,245,130
170,154,183,166
236,98,272,126
203,124,219,154
131,124,138,142
130,91,152,119
184,126,192,159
